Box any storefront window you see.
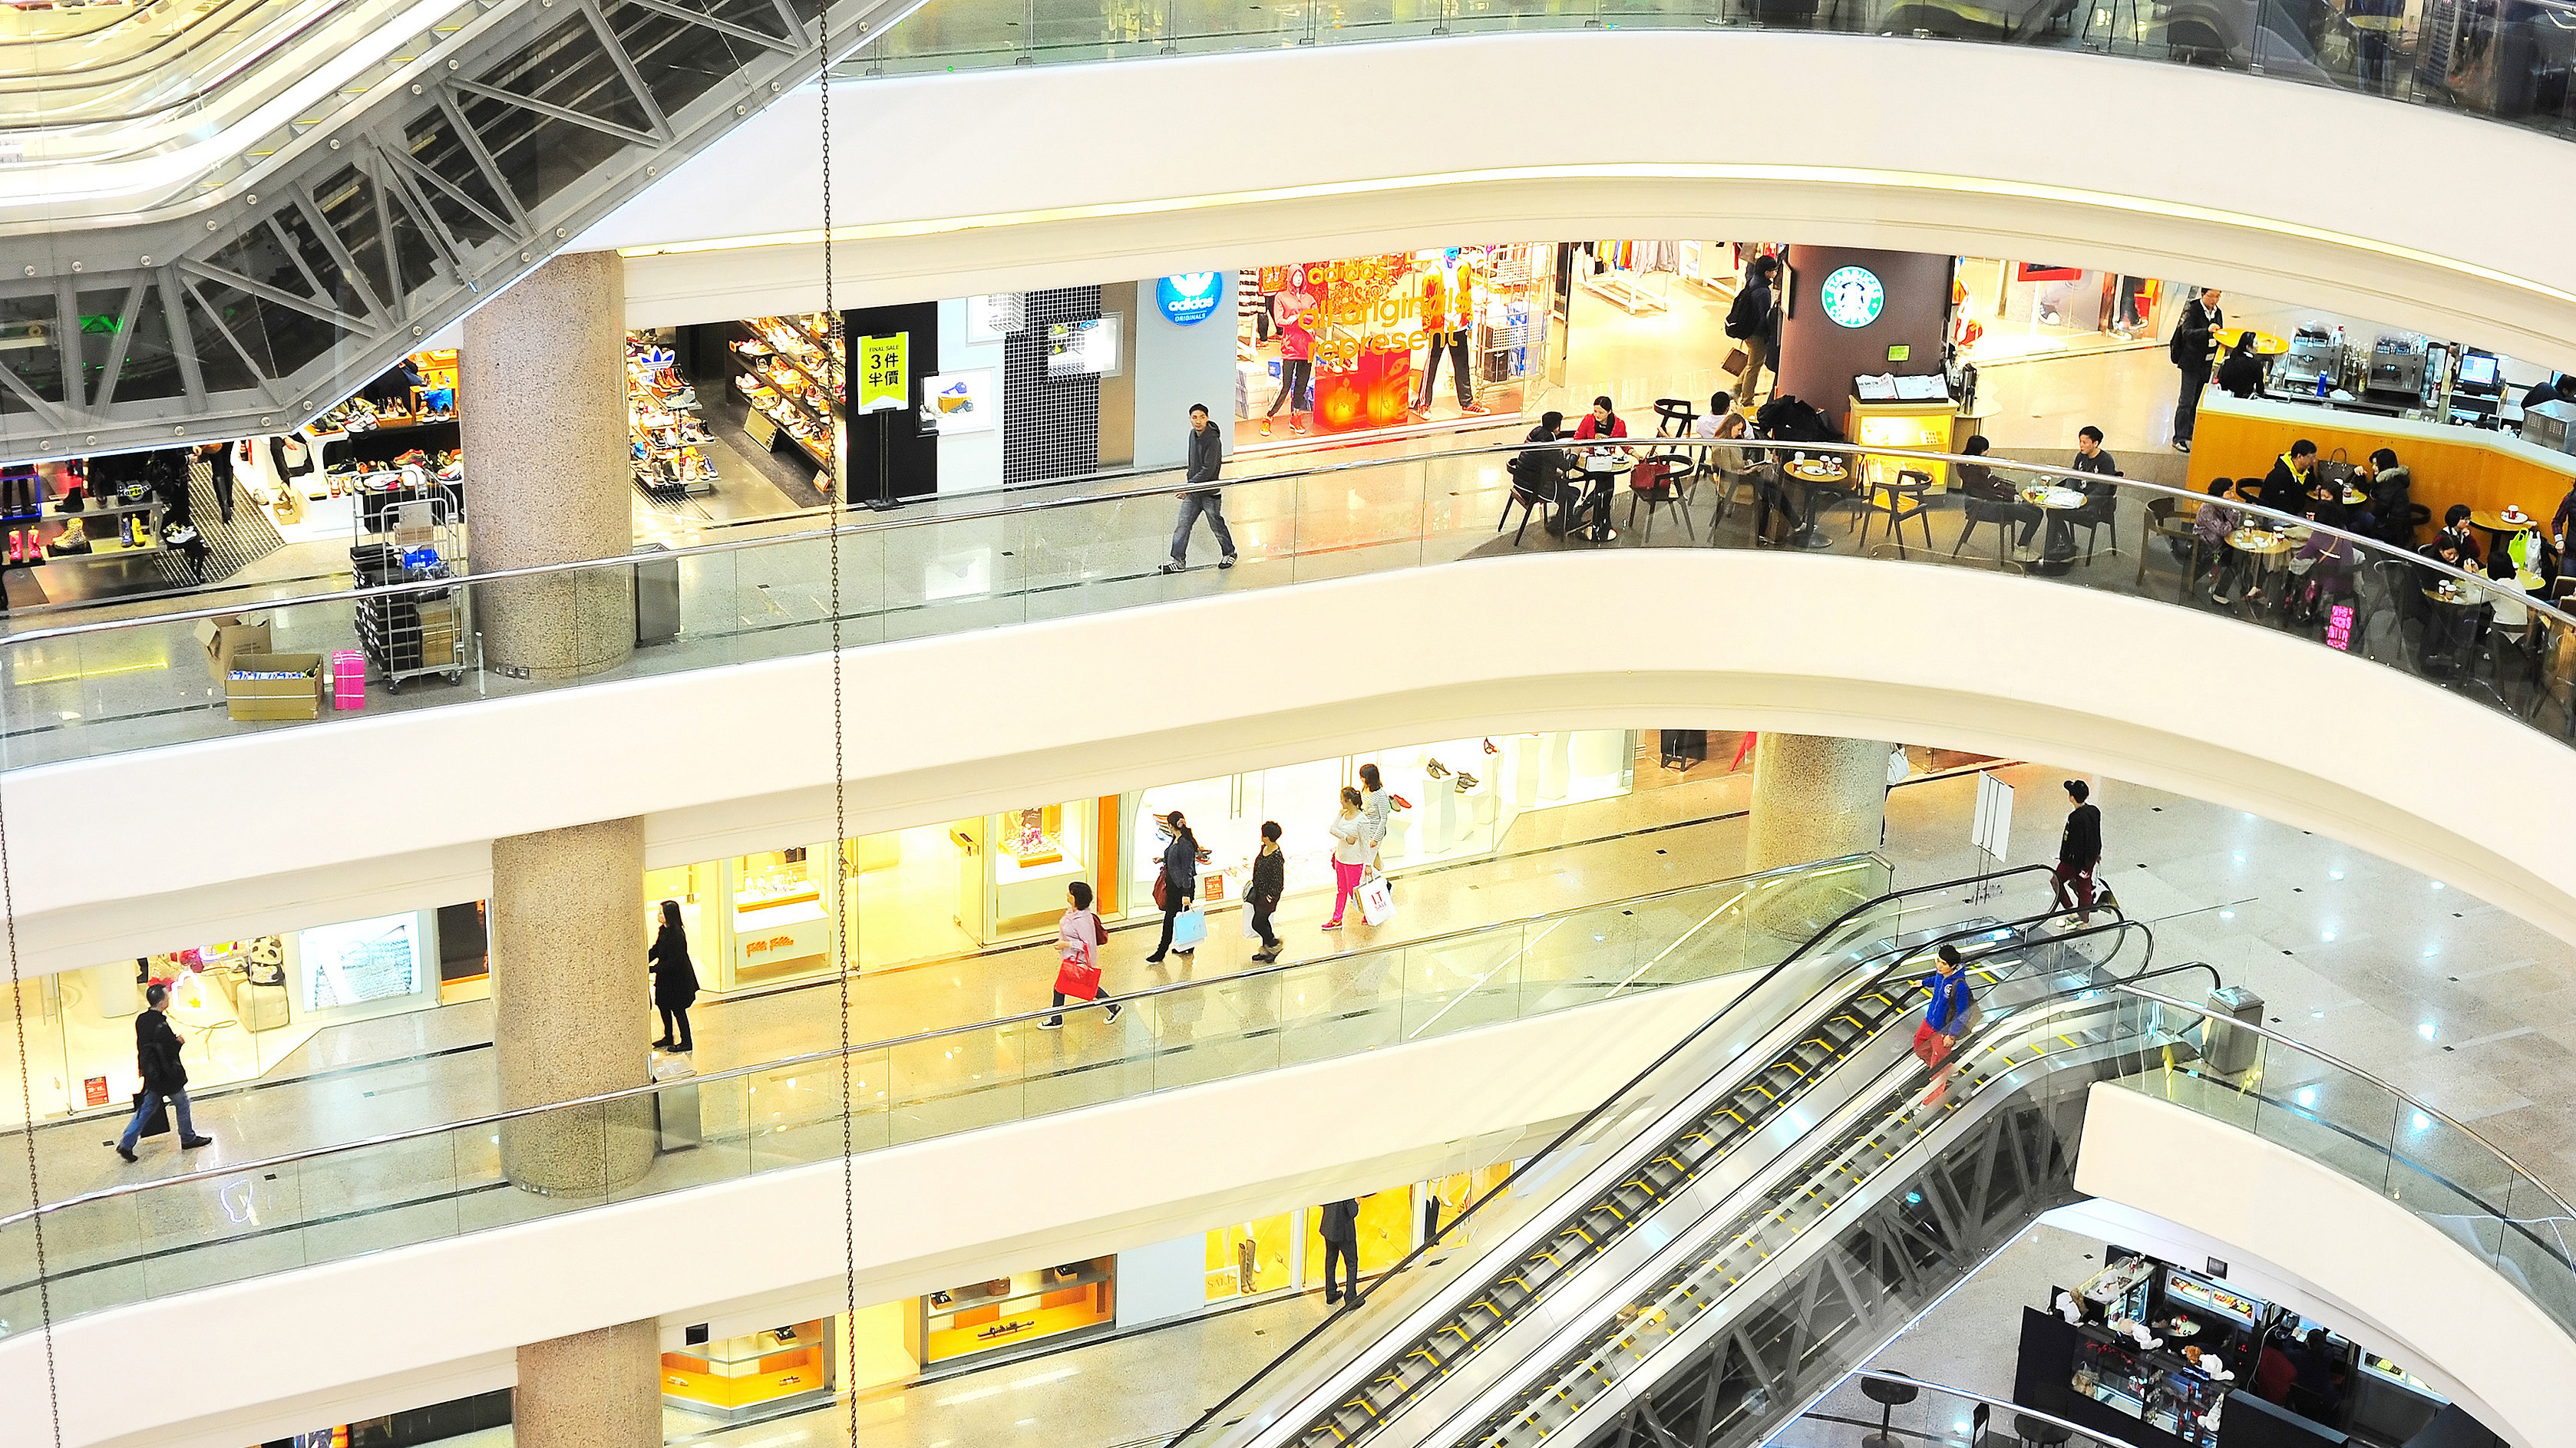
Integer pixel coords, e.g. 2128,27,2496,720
1126,733,1633,920
1237,246,1552,450
5,914,435,1130
989,800,1095,937
1954,258,2171,364
660,1319,835,1423
917,1256,1116,1367
723,846,835,990
1206,1212,1299,1301
1303,1187,1415,1288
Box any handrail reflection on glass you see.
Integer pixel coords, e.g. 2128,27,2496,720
1799,1370,2152,1448
1162,866,2077,1448
3,437,2555,648
0,851,1887,1232
2112,982,2576,1224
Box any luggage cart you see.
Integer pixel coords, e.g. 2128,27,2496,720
350,496,472,693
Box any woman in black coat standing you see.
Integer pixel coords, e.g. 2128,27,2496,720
1144,811,1201,964
649,899,699,1054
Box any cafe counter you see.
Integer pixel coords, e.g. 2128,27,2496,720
2188,391,2576,537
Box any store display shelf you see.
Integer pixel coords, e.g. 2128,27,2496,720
928,1268,1114,1315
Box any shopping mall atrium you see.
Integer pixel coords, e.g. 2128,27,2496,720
2,5,2575,1448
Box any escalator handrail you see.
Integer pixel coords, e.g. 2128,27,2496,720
2110,982,2576,1223
0,851,1887,1233
1165,866,2069,1448
1422,919,2164,1448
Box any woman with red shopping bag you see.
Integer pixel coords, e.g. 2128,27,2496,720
1042,881,1116,1029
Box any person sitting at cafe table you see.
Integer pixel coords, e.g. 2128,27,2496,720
2360,447,2412,545
2290,507,2360,626
2435,503,2482,569
2260,439,2317,514
1955,434,2046,556
2416,529,2482,673
2550,476,2576,556
2040,425,2119,561
2197,480,2253,602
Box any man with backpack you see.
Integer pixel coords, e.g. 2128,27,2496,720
2168,287,2223,453
1726,256,1783,410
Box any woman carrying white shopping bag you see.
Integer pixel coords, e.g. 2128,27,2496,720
1145,812,1205,963
1324,787,1372,929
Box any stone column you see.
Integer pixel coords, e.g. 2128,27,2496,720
517,1320,659,1448
462,250,635,680
491,817,652,1193
1744,734,1894,942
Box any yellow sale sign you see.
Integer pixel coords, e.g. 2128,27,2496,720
857,332,908,413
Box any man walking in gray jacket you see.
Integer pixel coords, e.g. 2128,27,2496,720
1162,403,1238,573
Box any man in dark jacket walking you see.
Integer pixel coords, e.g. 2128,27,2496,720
1162,403,1237,573
2053,779,2104,925
1319,1196,1362,1305
116,983,213,1161
1249,821,1286,963
2169,288,2222,452
1726,256,1782,409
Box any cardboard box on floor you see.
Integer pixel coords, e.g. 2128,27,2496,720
195,614,272,681
226,653,322,721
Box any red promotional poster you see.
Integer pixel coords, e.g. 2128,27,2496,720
84,1076,109,1107
2017,263,2082,282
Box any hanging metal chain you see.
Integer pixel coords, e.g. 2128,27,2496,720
2,779,65,1448
817,5,857,1446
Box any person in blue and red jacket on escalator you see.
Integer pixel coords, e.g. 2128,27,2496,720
1912,944,1976,1103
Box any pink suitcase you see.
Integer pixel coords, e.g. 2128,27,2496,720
330,649,365,710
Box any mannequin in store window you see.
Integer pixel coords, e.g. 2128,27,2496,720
1261,266,1319,437
1415,255,1491,419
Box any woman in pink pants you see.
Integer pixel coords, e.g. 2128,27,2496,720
1325,787,1371,929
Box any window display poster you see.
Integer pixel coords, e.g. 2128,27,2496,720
299,913,421,1011
1046,317,1121,379
2016,263,2082,282
920,368,995,433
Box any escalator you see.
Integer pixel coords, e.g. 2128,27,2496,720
1174,869,2211,1448
0,0,923,460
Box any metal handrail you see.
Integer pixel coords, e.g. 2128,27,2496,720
1828,1370,2151,1448
4,437,2554,652
0,851,1885,1230
2112,982,2576,1222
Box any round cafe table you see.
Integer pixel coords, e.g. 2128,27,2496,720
2421,581,2486,675
2018,483,2092,575
1778,457,1847,550
2228,526,2300,607
2469,509,2544,548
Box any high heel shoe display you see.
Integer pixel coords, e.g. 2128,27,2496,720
1425,759,1451,780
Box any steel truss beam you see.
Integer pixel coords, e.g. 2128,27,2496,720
0,0,928,462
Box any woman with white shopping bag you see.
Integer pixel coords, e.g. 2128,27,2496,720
1325,788,1372,929
1357,763,1399,898
1042,881,1116,1029
1145,812,1207,963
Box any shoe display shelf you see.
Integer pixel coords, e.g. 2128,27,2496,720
728,315,844,470
626,334,719,500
